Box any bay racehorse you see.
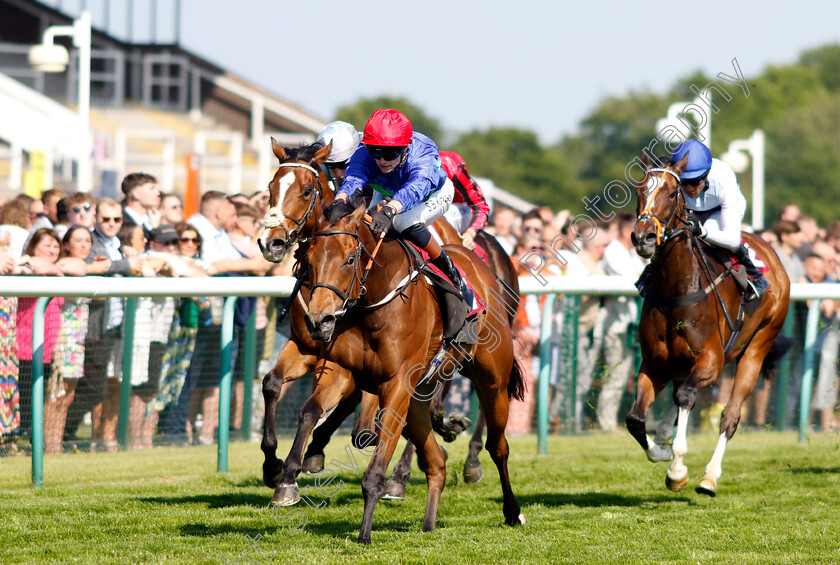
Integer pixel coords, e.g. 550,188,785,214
259,139,518,495
286,204,526,543
628,153,790,496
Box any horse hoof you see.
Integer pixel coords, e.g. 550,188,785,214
301,454,325,475
665,473,689,492
381,481,406,501
463,463,484,484
506,513,528,526
695,477,717,497
270,483,301,507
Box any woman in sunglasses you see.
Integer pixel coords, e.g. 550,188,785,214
326,109,471,303
671,139,768,299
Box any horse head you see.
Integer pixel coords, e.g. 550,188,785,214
631,153,689,258
304,205,370,342
260,138,333,263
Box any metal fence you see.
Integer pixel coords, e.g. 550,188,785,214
2,275,835,486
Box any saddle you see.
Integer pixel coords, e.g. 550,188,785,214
400,240,481,344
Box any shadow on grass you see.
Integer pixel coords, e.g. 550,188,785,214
179,522,267,537
510,491,691,507
787,466,840,475
137,493,268,508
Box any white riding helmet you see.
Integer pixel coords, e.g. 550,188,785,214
317,121,361,164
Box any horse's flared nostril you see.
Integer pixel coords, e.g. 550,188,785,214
319,315,336,331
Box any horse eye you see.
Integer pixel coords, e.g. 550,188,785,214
302,186,313,197
346,254,355,265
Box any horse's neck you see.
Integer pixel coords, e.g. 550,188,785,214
653,236,703,295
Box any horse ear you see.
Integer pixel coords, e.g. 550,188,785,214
311,142,333,166
271,137,288,162
672,152,690,176
641,153,650,168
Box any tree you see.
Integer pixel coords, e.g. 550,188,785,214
334,96,444,142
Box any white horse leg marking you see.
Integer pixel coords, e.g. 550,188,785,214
703,432,729,483
644,435,673,462
666,406,691,483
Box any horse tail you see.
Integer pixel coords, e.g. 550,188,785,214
507,357,527,401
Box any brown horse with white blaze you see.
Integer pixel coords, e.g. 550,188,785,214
627,154,790,496
298,205,526,544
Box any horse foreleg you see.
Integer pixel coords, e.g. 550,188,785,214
404,398,447,534
271,361,354,507
654,405,679,448
261,339,317,488
358,389,411,545
302,389,362,475
665,405,692,492
626,366,671,462
463,411,485,484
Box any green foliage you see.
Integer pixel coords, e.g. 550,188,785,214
449,127,583,210
334,96,444,142
333,44,840,222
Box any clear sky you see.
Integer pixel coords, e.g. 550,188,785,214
46,0,840,144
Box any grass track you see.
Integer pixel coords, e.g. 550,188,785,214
2,431,840,564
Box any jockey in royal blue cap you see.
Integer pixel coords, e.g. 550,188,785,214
672,139,769,299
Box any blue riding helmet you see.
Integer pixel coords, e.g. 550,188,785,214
671,140,712,180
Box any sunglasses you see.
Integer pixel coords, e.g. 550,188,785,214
100,216,122,224
366,146,405,161
163,240,179,247
326,161,347,170
179,237,200,244
523,225,542,233
680,175,707,188
72,203,92,213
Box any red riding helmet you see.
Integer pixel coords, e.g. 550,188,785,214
362,109,413,147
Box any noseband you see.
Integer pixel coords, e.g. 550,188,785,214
262,161,324,248
308,229,373,318
635,167,684,245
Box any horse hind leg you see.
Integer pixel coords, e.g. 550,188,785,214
463,412,485,484
697,340,771,497
301,389,362,475
383,439,416,501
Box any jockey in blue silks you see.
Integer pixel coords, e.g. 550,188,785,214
325,108,472,304
674,139,769,300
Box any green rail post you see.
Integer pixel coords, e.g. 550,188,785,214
218,296,237,472
775,304,796,430
31,297,51,488
241,303,258,441
117,298,137,448
798,299,821,443
469,385,479,435
568,296,580,432
538,293,557,455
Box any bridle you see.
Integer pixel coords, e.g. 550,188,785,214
307,224,420,319
635,167,686,245
261,161,324,249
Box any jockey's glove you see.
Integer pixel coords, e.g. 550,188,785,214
370,205,396,234
325,198,356,223
688,218,707,238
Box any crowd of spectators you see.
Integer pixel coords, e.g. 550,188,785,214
0,174,292,454
0,183,837,454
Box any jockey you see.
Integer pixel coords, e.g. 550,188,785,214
672,139,769,299
316,121,360,191
325,109,472,304
439,151,490,250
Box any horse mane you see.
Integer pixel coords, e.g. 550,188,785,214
281,141,327,163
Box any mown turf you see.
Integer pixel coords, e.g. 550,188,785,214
2,431,839,564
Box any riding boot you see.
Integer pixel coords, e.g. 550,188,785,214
733,243,769,300
431,251,475,306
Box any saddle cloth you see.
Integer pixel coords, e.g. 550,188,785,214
729,240,770,277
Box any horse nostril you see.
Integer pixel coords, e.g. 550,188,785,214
319,315,335,330
631,233,639,247
268,238,284,250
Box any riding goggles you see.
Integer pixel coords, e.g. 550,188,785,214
366,145,406,161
